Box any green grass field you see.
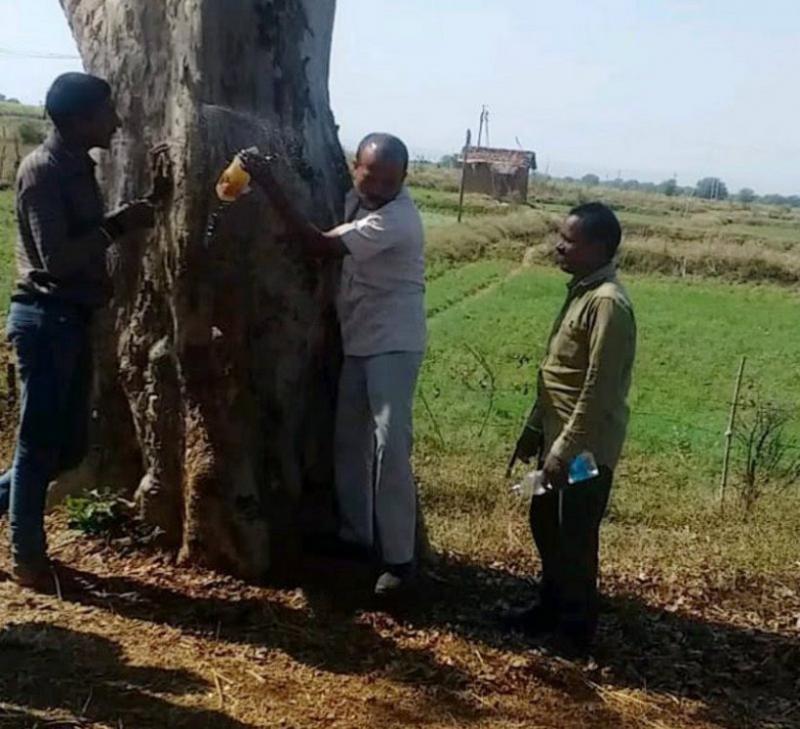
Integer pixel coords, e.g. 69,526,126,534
419,264,800,461
0,101,44,119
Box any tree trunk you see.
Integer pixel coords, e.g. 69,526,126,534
59,0,348,580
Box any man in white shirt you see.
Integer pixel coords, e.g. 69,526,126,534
242,134,426,595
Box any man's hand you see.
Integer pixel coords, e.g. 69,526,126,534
106,200,156,237
239,150,274,190
515,426,544,464
542,452,569,491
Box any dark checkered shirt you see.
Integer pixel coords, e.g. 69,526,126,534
13,131,111,310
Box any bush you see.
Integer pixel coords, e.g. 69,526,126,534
735,392,800,513
18,121,45,145
738,188,756,204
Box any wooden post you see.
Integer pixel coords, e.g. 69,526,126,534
719,356,746,506
457,128,471,223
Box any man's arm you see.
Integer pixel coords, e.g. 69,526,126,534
20,179,155,280
543,298,634,485
240,151,348,259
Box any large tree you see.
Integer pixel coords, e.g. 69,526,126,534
59,0,349,580
695,177,729,200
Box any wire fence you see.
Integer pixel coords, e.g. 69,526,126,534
415,344,800,466
0,47,80,61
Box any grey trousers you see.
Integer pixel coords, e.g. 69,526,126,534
335,352,424,565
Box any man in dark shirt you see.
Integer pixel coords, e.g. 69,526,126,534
0,73,156,588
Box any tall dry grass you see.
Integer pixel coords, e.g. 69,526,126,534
427,210,556,270
524,235,800,285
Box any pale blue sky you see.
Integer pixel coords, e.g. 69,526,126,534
1,1,797,194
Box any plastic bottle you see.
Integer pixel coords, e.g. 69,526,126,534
568,451,599,484
215,146,259,202
512,469,549,498
511,452,599,499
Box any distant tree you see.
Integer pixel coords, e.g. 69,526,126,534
438,154,459,168
738,187,756,204
658,178,678,196
562,176,576,183
18,121,45,145
6,98,20,104
760,194,800,209
581,173,600,186
696,177,729,200
0,93,5,101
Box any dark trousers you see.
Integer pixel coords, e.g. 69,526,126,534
0,299,93,566
529,466,613,639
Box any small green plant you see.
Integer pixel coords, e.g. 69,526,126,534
64,489,130,536
735,393,800,513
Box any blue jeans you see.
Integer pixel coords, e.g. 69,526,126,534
0,299,92,566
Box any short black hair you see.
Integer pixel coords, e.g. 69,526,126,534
356,133,409,172
45,72,112,129
568,202,622,258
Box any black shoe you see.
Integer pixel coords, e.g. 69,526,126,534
374,562,415,597
556,619,597,656
304,533,373,563
498,603,559,636
12,558,54,592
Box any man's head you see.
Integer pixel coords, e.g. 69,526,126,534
555,202,622,276
353,133,408,210
45,72,120,150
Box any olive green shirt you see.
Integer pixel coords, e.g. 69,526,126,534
526,262,636,469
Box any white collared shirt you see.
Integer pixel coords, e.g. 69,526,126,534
336,187,427,357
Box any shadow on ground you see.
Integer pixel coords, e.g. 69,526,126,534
404,555,800,729
0,621,253,729
9,559,485,728
3,551,798,729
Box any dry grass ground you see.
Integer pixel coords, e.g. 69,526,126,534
1,513,798,729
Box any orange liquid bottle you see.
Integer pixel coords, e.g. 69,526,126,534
215,147,258,202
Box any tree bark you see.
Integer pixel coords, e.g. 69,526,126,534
59,0,348,580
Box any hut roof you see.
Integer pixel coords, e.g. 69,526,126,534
463,146,536,169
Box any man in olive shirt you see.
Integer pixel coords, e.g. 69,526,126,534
0,73,156,587
507,202,636,651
